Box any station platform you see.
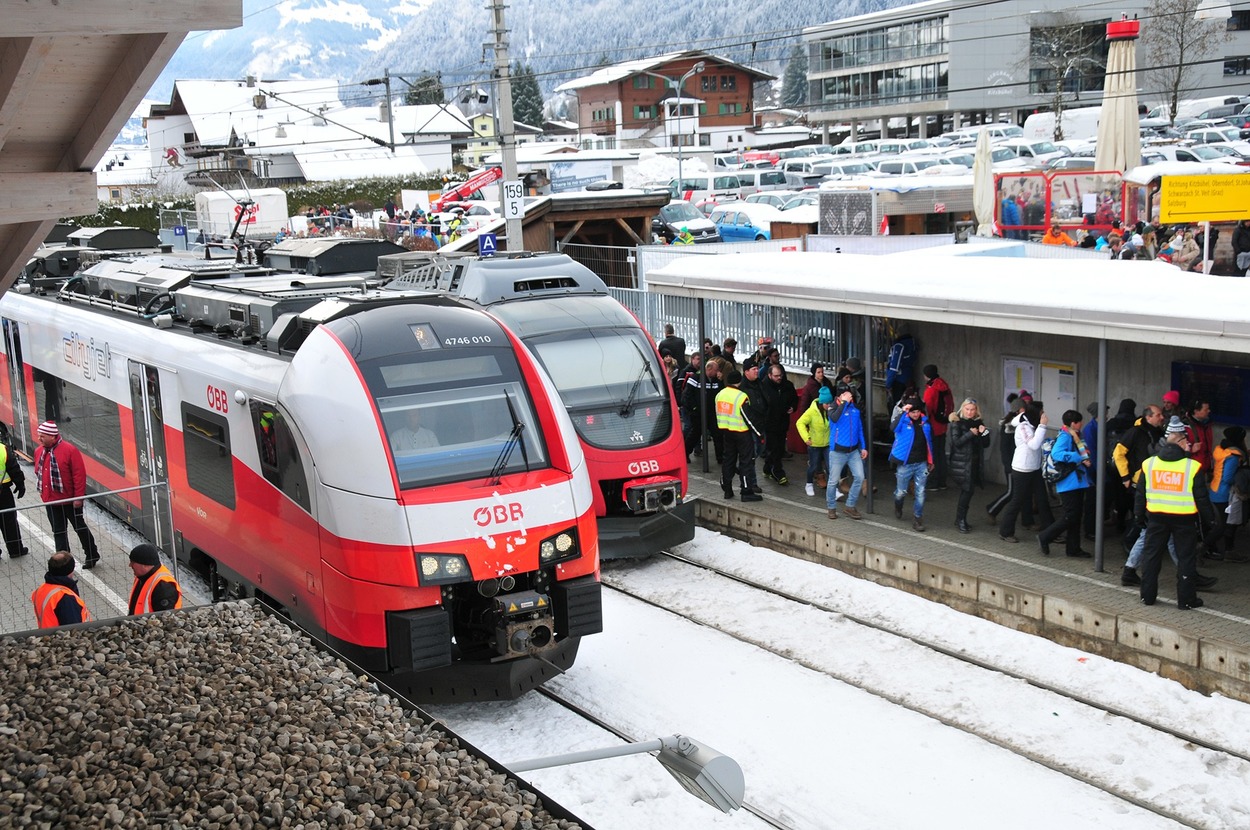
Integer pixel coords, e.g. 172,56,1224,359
683,460,1250,704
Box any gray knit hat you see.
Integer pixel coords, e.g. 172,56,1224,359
1166,416,1187,435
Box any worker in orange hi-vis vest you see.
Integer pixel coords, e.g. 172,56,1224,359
1135,417,1216,611
31,551,92,628
127,544,183,615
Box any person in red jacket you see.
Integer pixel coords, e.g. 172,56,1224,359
33,421,99,569
922,365,954,490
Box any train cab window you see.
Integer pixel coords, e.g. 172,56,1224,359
250,402,311,512
32,374,125,476
370,352,550,489
181,404,235,509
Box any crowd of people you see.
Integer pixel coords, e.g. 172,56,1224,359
1040,217,1246,275
660,326,1244,610
1,420,184,628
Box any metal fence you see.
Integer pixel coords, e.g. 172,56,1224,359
0,482,183,635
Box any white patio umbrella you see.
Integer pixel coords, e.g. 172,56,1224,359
1094,17,1142,173
973,128,995,237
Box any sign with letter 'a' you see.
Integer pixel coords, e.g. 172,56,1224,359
478,233,497,257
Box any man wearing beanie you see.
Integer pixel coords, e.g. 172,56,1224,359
127,544,183,615
1135,417,1216,610
33,421,99,569
31,551,92,628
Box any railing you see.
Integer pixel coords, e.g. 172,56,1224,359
0,482,181,635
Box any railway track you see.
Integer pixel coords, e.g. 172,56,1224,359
535,686,799,830
602,549,1250,830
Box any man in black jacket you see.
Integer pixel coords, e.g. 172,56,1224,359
760,365,798,485
682,360,722,463
657,324,687,371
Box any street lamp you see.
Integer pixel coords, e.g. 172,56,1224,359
644,61,705,193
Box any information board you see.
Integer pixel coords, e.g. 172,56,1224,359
1159,174,1250,223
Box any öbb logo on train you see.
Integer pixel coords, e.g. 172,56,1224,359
206,385,230,413
627,459,659,475
474,503,525,526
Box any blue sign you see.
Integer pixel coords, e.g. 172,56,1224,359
478,233,497,257
173,225,187,237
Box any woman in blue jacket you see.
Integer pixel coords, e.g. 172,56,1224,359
1038,409,1092,558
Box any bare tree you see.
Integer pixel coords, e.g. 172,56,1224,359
1143,0,1229,124
1023,16,1108,140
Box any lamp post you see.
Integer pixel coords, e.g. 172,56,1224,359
644,61,705,192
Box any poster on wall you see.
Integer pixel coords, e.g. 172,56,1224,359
550,160,613,193
1039,361,1077,417
1002,357,1036,414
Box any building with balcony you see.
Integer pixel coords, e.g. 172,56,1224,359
803,0,1250,140
554,50,775,151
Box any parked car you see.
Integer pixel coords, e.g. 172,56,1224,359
714,152,745,169
460,203,503,231
1152,144,1243,164
744,190,800,210
875,157,945,175
1046,156,1096,172
780,193,820,211
736,168,790,197
669,173,743,203
742,149,780,167
994,138,1068,165
709,203,783,241
1186,126,1243,145
813,160,875,179
652,201,722,243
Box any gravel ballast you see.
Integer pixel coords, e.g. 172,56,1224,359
0,602,583,829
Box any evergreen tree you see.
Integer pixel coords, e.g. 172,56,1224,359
780,45,808,109
403,71,445,106
511,63,544,127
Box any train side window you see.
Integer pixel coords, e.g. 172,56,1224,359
250,403,310,512
32,373,125,476
181,403,235,509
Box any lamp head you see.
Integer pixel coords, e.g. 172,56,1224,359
693,61,706,74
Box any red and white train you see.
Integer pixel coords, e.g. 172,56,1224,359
0,256,602,701
378,252,695,559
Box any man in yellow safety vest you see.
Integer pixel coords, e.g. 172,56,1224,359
1134,417,1216,610
715,370,763,503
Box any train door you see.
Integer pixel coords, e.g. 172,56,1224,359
1,319,29,452
128,361,171,549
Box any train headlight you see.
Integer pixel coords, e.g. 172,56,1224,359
538,529,580,566
417,553,472,586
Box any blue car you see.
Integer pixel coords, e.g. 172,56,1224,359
711,208,772,241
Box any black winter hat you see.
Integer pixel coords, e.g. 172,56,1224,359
1225,426,1246,444
129,543,162,567
922,364,938,379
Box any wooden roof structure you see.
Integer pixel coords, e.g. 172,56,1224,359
0,0,241,290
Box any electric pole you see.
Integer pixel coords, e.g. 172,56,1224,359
488,0,525,250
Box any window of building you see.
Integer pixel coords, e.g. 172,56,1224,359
1229,10,1250,30
110,189,122,202
34,376,125,477
699,103,708,116
1225,56,1250,75
633,75,654,89
1028,22,1109,95
667,103,696,118
183,132,195,143
718,103,743,115
816,61,949,110
633,105,655,120
720,75,737,91
810,16,949,72
699,134,712,146
182,403,235,509
701,76,716,92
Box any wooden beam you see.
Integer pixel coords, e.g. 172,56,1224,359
0,173,96,224
0,38,51,153
559,220,586,246
0,220,55,294
64,31,186,170
6,0,242,36
613,216,645,245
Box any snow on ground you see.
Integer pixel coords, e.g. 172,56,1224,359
431,528,1250,830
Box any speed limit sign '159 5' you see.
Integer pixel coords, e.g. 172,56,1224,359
502,181,525,219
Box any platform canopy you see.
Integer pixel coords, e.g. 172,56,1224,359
645,249,1249,353
0,0,242,292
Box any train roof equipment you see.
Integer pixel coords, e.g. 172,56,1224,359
262,237,406,276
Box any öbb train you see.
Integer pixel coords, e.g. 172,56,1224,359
0,256,602,701
377,251,694,559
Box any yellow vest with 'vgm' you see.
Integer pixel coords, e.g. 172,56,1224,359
1142,455,1199,515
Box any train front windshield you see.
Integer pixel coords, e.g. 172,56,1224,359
528,328,674,450
367,351,549,489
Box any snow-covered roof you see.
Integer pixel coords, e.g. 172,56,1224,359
1122,161,1250,185
555,50,774,93
291,145,433,179
94,147,155,185
161,79,331,147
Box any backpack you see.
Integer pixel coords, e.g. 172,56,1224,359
932,387,954,422
1041,435,1078,484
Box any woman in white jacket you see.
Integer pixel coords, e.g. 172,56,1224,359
998,402,1055,542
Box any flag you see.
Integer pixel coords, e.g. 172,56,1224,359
879,215,890,236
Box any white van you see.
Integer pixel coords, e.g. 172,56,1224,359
669,173,744,202
735,168,789,197
1146,96,1248,123
1022,106,1103,141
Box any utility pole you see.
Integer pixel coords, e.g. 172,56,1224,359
488,0,525,250
383,68,396,152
